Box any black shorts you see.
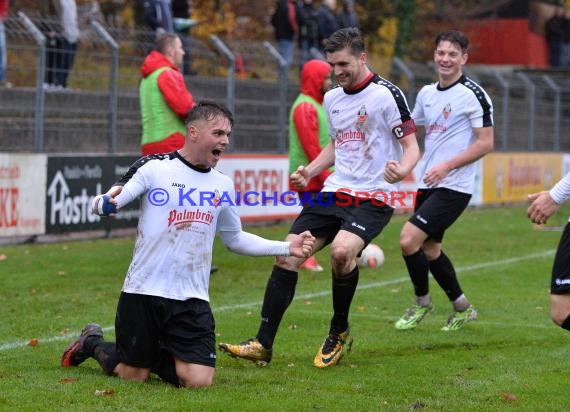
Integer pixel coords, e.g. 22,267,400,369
408,188,471,242
115,292,216,368
289,192,394,246
551,223,570,295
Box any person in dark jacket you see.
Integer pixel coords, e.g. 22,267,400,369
271,0,298,67
296,0,319,69
317,0,339,51
336,0,359,29
144,0,174,38
545,6,569,67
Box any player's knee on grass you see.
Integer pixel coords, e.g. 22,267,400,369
549,294,570,328
176,364,215,388
115,364,151,382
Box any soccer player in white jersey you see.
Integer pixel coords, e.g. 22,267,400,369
394,30,494,332
528,172,570,333
219,28,420,368
59,101,316,388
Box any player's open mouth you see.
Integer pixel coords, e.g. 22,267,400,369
212,149,223,158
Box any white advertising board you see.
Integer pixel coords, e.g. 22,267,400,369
0,153,47,237
215,154,302,221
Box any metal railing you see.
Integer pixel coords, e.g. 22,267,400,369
2,12,570,155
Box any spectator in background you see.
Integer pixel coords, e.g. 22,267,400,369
77,0,104,41
336,0,359,29
42,0,80,90
545,6,569,67
289,59,332,272
140,33,194,156
144,0,174,38
296,0,319,69
0,0,8,87
172,0,195,76
271,0,298,68
317,0,339,52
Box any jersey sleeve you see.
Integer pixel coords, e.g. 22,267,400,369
384,86,417,139
467,84,493,128
114,157,155,208
411,87,427,126
215,185,243,233
550,172,570,204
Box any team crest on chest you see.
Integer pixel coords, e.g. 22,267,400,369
213,189,221,207
443,103,452,119
356,105,368,130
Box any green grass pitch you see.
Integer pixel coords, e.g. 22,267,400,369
0,205,568,411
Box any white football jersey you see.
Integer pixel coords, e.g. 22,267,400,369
412,75,493,194
323,74,416,195
550,172,570,206
113,152,242,302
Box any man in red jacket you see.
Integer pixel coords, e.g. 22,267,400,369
289,59,332,271
140,33,195,156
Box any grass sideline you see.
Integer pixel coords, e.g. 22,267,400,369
0,205,568,411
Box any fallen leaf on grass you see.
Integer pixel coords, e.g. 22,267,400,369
502,392,517,402
287,324,298,330
27,338,39,347
59,378,77,384
95,389,116,396
303,300,312,305
357,305,365,313
0,254,7,261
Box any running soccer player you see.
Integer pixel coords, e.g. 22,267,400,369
219,28,420,368
394,30,494,331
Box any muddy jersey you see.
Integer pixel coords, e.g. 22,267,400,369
322,74,416,196
412,75,493,194
113,152,241,302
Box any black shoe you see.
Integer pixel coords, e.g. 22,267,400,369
61,323,103,367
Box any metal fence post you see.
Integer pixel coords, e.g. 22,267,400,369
542,74,561,151
91,20,119,154
309,47,325,60
263,41,289,153
489,69,510,151
17,11,46,153
515,72,536,151
209,35,235,114
392,56,416,107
